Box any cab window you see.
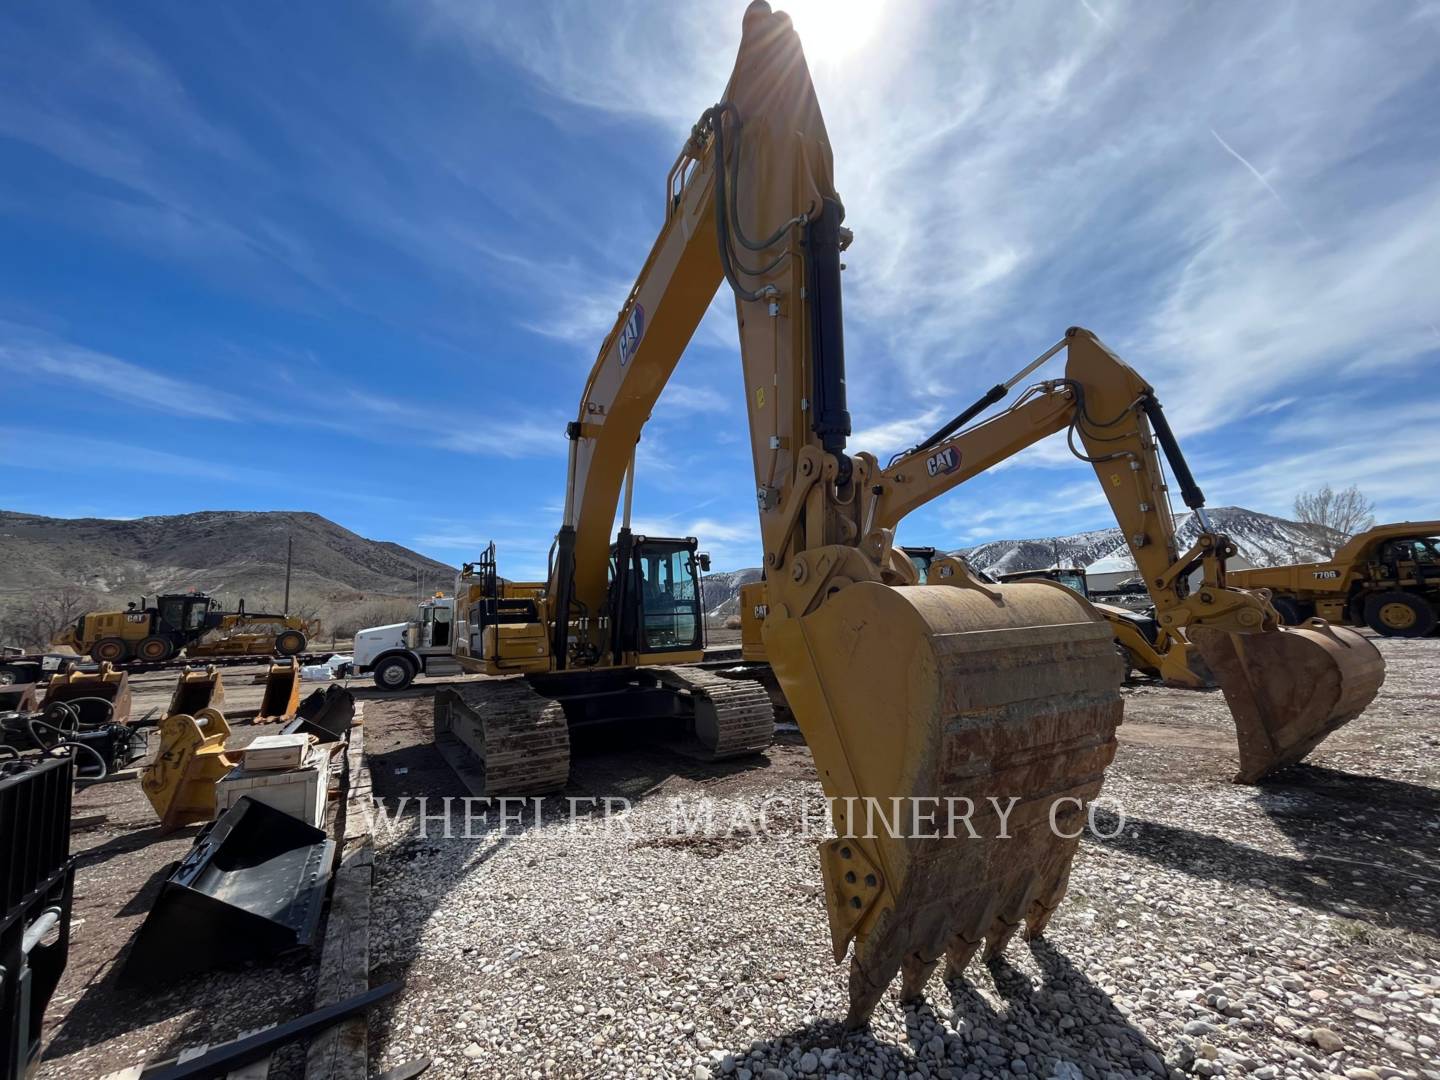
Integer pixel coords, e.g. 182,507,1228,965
637,548,699,651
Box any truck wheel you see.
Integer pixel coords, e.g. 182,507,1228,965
1269,597,1304,625
136,636,174,662
373,655,416,691
1363,591,1436,637
90,637,129,663
275,630,308,656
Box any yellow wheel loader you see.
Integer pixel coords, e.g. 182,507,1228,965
432,2,1383,1025
1228,521,1440,636
52,593,311,664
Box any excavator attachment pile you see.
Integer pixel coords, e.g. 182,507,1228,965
766,580,1125,1025
1191,621,1384,782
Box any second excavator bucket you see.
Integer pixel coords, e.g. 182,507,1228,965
0,682,39,713
258,659,301,721
42,663,132,725
169,666,226,717
764,579,1124,1027
1190,621,1385,783
123,795,334,983
141,708,235,832
283,685,356,743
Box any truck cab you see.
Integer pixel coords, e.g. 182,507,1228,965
354,595,457,690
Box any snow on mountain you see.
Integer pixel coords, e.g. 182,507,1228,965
700,567,763,620
956,506,1340,577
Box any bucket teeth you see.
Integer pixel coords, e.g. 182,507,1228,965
775,580,1125,1029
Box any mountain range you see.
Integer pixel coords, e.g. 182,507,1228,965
1,505,1337,623
0,509,454,603
700,506,1337,618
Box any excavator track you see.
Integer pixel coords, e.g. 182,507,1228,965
433,678,571,796
651,665,776,759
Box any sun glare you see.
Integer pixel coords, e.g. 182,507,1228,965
776,0,886,62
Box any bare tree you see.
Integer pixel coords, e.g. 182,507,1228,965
0,586,99,651
1294,485,1376,556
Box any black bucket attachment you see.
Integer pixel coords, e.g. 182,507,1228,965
123,796,334,983
282,686,355,744
1,754,74,1080
42,665,132,726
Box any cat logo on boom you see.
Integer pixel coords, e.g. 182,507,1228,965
926,447,960,477
618,304,645,367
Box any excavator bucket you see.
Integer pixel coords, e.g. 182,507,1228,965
1189,622,1385,783
140,708,235,832
123,795,334,983
283,685,355,743
168,666,226,717
42,663,132,725
258,659,301,721
764,580,1123,1027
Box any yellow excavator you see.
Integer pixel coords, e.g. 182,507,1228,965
437,2,1384,1025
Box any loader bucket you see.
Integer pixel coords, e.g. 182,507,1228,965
258,659,300,721
123,795,334,983
42,664,132,725
140,708,235,832
1190,621,1385,783
764,580,1124,1027
168,666,226,717
283,686,355,743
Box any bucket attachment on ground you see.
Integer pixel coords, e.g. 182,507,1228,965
42,664,132,726
282,686,355,743
1190,621,1385,783
0,683,38,713
140,708,236,831
763,580,1124,1027
258,659,301,721
122,795,334,984
168,666,226,717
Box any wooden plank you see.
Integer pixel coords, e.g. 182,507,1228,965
305,707,375,1080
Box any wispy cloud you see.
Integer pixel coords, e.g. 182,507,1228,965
0,324,238,419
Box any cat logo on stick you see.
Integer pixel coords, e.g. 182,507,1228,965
926,447,960,477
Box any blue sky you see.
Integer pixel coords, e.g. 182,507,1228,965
2,1,1438,576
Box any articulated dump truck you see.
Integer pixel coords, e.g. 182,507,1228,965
431,2,1386,1025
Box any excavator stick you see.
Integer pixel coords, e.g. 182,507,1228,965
1190,622,1384,783
765,580,1123,1027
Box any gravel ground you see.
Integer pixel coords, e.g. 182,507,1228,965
365,637,1435,1079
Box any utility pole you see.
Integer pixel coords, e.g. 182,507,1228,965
284,535,293,614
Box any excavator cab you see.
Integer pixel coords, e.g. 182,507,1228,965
899,546,937,583
608,536,706,659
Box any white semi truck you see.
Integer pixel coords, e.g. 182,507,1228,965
352,594,458,690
